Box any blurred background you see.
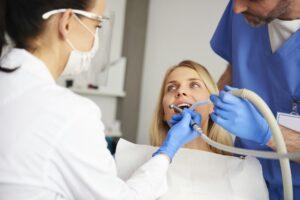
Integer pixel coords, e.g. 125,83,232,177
60,0,230,145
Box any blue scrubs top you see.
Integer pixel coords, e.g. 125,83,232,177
210,1,300,199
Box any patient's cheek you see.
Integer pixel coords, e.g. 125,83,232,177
163,107,172,122
162,98,174,122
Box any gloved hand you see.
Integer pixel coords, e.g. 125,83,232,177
153,109,201,160
210,85,272,145
168,109,201,127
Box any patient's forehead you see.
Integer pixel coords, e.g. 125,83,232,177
166,67,201,83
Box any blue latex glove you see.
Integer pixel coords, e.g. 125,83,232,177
153,109,201,160
168,109,201,127
210,86,272,145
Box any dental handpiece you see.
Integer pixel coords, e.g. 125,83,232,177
169,104,203,134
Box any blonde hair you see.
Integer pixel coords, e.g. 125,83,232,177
150,60,233,155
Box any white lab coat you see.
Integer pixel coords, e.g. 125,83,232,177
0,49,169,200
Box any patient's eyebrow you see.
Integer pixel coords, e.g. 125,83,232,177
188,78,202,81
166,80,178,84
167,78,202,84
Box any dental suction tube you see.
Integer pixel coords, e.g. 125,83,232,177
169,104,300,159
230,89,292,200
170,89,297,200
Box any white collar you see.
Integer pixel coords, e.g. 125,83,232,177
268,19,300,52
0,48,55,84
269,18,300,33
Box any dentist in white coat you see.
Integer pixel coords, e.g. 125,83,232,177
0,0,201,199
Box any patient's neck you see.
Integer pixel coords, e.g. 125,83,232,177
184,137,211,151
184,119,211,152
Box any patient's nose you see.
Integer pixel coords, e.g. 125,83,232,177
176,91,188,98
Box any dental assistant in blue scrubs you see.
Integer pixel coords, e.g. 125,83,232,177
209,0,300,199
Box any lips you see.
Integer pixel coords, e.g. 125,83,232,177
172,102,193,113
177,103,191,109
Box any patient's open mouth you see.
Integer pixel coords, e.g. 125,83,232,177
174,103,191,113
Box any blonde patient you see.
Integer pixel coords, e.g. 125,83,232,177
116,60,269,199
151,60,233,154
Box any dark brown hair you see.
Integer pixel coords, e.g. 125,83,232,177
0,0,93,72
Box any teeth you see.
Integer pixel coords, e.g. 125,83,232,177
177,103,191,108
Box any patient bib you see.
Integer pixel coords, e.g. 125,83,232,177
115,139,269,200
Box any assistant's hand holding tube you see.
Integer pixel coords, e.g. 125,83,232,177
210,86,272,145
153,109,202,160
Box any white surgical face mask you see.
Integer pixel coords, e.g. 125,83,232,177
62,17,100,76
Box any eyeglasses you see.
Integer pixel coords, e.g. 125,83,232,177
42,9,110,23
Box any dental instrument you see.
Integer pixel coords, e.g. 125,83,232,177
170,89,300,200
170,104,299,159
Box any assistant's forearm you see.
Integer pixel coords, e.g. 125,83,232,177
267,125,300,163
217,64,232,90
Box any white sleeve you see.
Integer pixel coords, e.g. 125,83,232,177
46,104,169,200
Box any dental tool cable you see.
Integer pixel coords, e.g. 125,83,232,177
230,89,292,200
170,89,296,200
170,103,300,160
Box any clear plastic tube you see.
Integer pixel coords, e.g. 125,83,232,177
190,100,211,110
